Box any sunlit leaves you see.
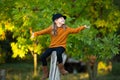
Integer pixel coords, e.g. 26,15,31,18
0,21,14,40
0,0,120,60
95,19,107,28
0,24,4,35
11,42,27,58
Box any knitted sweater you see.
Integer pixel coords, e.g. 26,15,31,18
34,25,85,48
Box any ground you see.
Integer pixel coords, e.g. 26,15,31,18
0,62,120,80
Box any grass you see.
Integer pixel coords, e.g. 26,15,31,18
0,62,120,80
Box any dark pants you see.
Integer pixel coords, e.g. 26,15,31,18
40,46,65,66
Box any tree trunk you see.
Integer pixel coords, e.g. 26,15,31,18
87,61,98,80
33,53,37,77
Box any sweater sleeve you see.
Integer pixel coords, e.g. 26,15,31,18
68,26,85,34
34,26,51,37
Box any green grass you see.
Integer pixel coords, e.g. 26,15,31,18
0,62,120,80
0,62,35,80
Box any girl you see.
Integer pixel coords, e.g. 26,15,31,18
31,13,89,80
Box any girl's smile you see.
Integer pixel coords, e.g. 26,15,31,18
55,17,65,27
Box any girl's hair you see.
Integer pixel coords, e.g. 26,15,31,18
52,22,66,36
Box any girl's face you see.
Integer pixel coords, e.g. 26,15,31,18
55,17,65,25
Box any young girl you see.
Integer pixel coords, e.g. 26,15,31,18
31,13,89,80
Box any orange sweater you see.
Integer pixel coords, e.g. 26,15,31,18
34,25,85,48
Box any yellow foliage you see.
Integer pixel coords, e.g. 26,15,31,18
98,61,107,71
0,26,4,35
98,61,112,74
5,22,14,31
28,43,43,55
0,23,5,40
0,21,14,40
95,19,107,27
34,44,42,54
11,42,26,58
0,32,6,40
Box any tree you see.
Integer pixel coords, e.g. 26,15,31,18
67,27,120,80
66,0,120,80
0,0,120,79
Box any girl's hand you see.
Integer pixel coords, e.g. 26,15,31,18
29,27,34,39
30,33,34,39
84,25,90,29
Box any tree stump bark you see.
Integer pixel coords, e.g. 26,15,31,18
49,51,67,80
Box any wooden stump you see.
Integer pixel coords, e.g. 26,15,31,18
49,51,67,80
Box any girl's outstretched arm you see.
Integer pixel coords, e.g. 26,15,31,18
68,25,90,34
31,26,52,38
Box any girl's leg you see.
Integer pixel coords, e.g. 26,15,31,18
55,47,68,75
40,48,53,66
55,47,65,64
40,48,53,80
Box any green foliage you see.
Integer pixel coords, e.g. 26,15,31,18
67,26,120,61
0,0,120,60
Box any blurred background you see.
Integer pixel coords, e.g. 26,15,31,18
0,0,120,80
